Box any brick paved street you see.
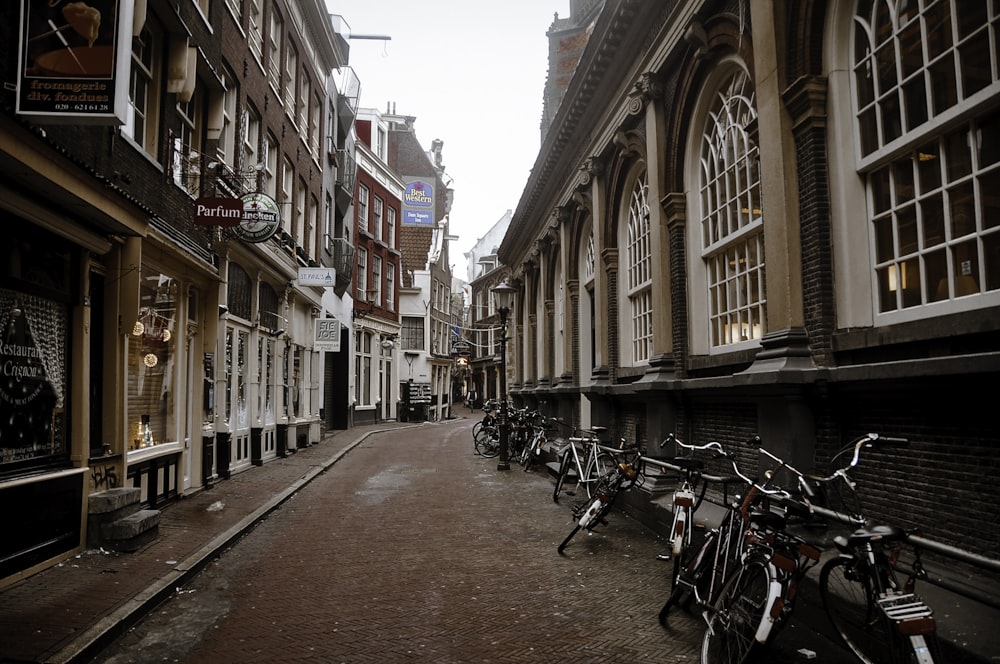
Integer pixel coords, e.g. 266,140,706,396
5,417,991,663
94,419,705,662
89,418,865,664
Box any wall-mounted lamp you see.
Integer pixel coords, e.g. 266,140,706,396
352,288,380,321
260,310,287,337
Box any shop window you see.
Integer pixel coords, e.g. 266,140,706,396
1,228,71,474
127,269,177,451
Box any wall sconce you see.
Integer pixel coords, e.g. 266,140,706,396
352,288,380,320
260,310,287,337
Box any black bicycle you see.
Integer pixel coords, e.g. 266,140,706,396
814,433,941,664
557,440,643,554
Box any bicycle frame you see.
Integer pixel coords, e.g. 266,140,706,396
560,433,608,494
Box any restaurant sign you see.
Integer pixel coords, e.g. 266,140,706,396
16,0,133,124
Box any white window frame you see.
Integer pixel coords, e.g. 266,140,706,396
691,60,765,352
850,0,1000,324
623,174,652,365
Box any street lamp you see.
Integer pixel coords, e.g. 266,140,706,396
492,281,516,470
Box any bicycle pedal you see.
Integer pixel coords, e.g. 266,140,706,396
656,553,672,561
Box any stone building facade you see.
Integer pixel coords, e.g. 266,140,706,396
499,0,1000,598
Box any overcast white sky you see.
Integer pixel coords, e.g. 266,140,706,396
328,1,570,279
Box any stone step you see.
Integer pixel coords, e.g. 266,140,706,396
101,509,161,553
88,487,141,515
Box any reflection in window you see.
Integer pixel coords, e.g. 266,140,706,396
700,66,765,347
128,270,177,450
855,0,1000,313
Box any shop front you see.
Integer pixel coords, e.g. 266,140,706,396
1,224,82,581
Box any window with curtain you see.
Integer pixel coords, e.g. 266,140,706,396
700,65,765,347
853,0,1000,316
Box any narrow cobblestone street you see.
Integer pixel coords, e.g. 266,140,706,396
93,419,700,662
90,419,857,663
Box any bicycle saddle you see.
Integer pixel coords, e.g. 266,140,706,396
839,524,907,548
667,457,705,471
749,509,786,532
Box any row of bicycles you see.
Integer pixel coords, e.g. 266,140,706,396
545,427,942,664
471,399,552,470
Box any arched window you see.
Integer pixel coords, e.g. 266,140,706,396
625,175,652,363
853,0,1000,317
699,66,764,347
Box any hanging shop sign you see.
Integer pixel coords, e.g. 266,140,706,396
401,178,434,226
314,318,341,352
16,0,133,124
298,267,336,287
193,197,242,227
234,192,281,243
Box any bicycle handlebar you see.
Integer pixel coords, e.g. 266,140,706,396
659,432,727,456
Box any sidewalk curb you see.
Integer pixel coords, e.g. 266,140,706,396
51,423,423,664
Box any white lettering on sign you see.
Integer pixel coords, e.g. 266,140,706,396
314,318,341,352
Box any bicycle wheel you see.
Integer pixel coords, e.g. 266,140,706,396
701,559,772,664
557,524,582,554
520,436,539,470
820,556,889,664
584,453,617,499
660,529,718,625
553,450,574,502
475,427,500,458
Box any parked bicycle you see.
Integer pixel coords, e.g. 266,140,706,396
658,436,762,627
557,439,644,554
472,400,500,458
518,412,552,471
699,443,824,664
656,433,726,587
813,433,942,664
552,427,616,503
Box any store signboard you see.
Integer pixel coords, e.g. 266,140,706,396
193,197,242,227
314,318,341,352
233,192,281,243
401,178,434,226
16,0,133,124
298,268,336,287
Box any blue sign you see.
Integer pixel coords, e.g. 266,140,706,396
402,178,434,226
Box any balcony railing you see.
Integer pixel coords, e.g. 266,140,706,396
327,236,355,290
337,66,361,122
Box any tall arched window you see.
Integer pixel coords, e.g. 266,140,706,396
854,0,1000,317
699,66,764,347
625,175,652,363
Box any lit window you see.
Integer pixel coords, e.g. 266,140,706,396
625,175,652,363
854,0,1000,315
700,65,765,347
